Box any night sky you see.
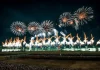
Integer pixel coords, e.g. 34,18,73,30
0,0,99,45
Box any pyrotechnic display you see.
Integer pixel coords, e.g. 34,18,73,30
74,6,93,25
28,22,42,35
1,6,99,52
59,6,93,30
10,21,27,36
2,33,100,52
73,6,93,30
59,12,73,27
41,20,54,36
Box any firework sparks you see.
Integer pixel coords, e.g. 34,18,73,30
53,29,58,36
74,6,93,25
28,22,42,35
59,7,93,31
10,21,27,36
37,32,46,38
60,31,66,36
59,12,73,27
41,20,54,36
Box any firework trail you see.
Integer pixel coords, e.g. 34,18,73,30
74,18,79,30
60,31,66,37
47,32,52,36
64,30,67,34
37,32,46,38
42,32,46,37
37,33,42,37
28,22,42,35
41,20,54,36
74,6,93,25
53,29,58,36
10,21,27,36
31,37,35,40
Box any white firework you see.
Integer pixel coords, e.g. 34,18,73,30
60,31,66,36
59,12,73,27
41,20,54,36
28,22,42,35
10,21,27,36
37,32,46,37
53,29,58,36
73,18,79,31
74,6,93,25
47,32,52,36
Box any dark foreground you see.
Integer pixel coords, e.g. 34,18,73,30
0,60,100,70
0,51,100,70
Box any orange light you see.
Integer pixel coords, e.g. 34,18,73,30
62,17,68,23
69,20,73,25
2,37,27,47
78,12,86,20
28,26,37,31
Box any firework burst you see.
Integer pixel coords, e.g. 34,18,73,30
41,20,54,36
59,12,73,27
10,21,27,36
28,22,42,35
74,6,93,25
